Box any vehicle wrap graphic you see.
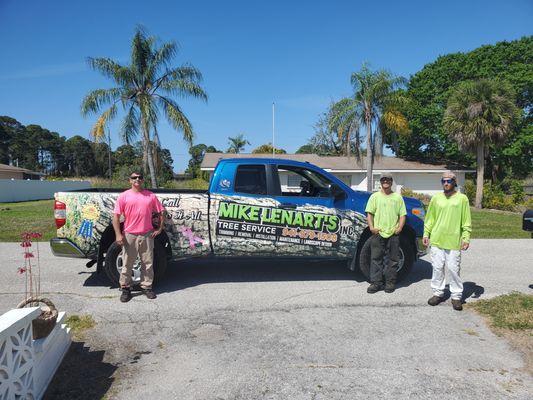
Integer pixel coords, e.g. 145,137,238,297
56,192,210,258
216,201,342,248
211,194,367,258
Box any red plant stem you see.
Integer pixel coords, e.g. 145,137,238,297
36,240,41,297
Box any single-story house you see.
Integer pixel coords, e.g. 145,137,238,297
200,153,473,195
0,164,44,180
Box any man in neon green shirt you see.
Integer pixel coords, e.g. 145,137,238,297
423,171,472,311
365,173,406,294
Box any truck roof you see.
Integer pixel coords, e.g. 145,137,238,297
217,157,315,168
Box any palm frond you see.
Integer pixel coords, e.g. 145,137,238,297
131,27,154,87
81,88,122,116
121,105,139,144
443,79,517,151
90,104,117,142
157,96,194,144
86,57,133,87
147,41,178,80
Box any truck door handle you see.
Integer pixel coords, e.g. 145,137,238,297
280,203,297,209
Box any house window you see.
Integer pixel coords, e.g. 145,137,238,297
336,174,351,187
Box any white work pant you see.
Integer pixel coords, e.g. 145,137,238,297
430,246,462,300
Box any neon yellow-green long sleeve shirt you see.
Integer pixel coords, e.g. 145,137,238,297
423,192,472,250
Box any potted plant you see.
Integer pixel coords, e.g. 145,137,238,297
16,231,58,339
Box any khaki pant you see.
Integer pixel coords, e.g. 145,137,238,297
120,231,154,289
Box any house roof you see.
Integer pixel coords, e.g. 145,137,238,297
200,153,473,173
0,163,44,175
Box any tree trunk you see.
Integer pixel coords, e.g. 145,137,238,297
475,142,484,209
107,132,112,180
141,119,158,188
365,109,373,192
346,133,351,157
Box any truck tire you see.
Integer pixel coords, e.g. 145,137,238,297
103,240,168,287
357,234,415,283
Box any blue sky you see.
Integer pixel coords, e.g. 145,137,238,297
0,0,531,171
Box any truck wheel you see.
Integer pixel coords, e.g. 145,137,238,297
103,240,168,287
357,235,415,283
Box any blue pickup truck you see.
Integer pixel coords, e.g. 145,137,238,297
51,158,426,286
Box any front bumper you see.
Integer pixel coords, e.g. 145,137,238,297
416,237,428,258
50,238,86,258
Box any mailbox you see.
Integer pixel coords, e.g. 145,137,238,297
523,209,533,233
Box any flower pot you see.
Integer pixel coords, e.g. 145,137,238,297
17,297,59,339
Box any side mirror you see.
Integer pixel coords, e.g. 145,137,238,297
329,183,346,200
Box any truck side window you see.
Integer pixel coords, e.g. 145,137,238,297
234,165,267,195
277,165,334,198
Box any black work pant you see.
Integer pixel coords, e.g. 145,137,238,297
370,234,400,284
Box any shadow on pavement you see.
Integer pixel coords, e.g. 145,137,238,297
157,258,363,293
396,259,432,289
44,341,117,400
81,257,434,294
463,281,485,301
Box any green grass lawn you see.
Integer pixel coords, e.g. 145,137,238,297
0,200,529,242
468,292,533,330
0,200,56,242
470,207,530,239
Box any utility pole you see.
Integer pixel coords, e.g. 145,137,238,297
272,102,275,156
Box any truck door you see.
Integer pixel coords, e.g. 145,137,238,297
211,163,283,257
269,164,363,259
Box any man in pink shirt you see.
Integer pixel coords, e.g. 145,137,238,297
113,171,165,302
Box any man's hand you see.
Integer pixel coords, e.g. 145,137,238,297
116,234,124,246
394,227,403,235
370,227,380,235
422,237,430,247
151,229,162,239
461,241,469,251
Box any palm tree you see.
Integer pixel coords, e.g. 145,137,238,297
81,27,207,187
329,64,408,191
227,134,250,154
443,79,518,208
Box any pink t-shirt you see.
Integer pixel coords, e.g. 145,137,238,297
113,189,164,234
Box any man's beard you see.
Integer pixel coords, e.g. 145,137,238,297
443,186,455,194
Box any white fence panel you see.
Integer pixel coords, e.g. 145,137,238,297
0,307,71,400
0,180,91,203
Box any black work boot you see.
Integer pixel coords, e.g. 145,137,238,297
142,288,157,299
427,295,444,306
384,282,396,293
451,299,463,311
120,287,132,303
367,283,383,294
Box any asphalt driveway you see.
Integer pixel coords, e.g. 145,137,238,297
0,239,531,399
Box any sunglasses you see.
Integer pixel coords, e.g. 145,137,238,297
380,178,392,182
441,179,454,184
130,175,144,180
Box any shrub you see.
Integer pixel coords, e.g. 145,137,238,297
400,187,431,206
510,180,525,204
463,180,476,206
482,182,516,211
162,178,209,190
